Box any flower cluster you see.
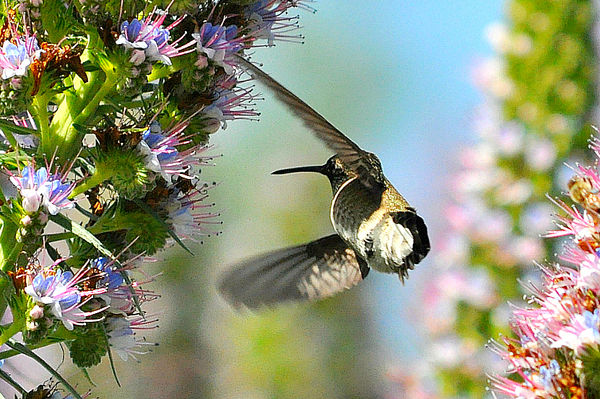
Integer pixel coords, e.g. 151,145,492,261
489,137,600,398
0,34,40,80
0,1,314,397
9,164,75,215
422,0,596,397
24,260,107,331
116,11,194,67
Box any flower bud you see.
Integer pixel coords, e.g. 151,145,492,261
20,188,41,213
29,304,44,319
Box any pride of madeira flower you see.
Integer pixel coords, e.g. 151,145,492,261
24,263,107,331
9,165,75,215
138,120,217,183
0,35,40,80
0,1,315,396
489,136,600,399
116,10,194,66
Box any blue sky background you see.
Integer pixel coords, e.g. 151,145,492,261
0,2,508,397
209,0,504,360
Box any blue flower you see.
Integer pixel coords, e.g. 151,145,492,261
0,36,40,79
25,268,82,330
91,257,124,290
193,23,247,75
10,165,75,215
116,12,194,66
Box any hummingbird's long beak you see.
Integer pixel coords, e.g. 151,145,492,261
272,164,325,175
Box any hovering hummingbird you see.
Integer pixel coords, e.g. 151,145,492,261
218,55,430,309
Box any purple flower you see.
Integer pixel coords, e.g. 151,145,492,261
166,183,221,242
116,11,194,66
90,257,134,314
487,136,600,397
245,0,308,46
201,87,260,131
193,22,249,75
551,309,600,354
24,264,106,330
137,121,217,183
0,36,40,79
106,315,157,361
9,165,75,215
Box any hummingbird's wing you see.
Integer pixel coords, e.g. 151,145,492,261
218,234,369,309
234,55,384,190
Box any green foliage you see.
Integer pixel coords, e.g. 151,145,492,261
67,323,109,368
40,0,79,42
91,208,169,255
505,0,594,152
583,348,600,398
95,148,151,199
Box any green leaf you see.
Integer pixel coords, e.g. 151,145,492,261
50,214,112,257
0,150,32,169
80,368,96,387
82,61,100,72
44,242,70,270
6,340,83,399
0,367,26,396
40,0,78,42
66,323,107,368
0,119,37,137
71,124,88,133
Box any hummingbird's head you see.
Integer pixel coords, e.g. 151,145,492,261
271,155,353,192
321,155,355,190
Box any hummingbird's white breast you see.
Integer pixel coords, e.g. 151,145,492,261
361,212,415,273
330,178,415,274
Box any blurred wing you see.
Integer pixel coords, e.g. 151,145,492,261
218,234,369,309
235,55,382,186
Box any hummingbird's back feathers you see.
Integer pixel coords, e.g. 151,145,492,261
234,54,385,191
218,234,369,309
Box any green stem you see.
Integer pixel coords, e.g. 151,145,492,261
6,340,83,399
30,92,51,146
70,168,110,198
74,70,119,126
0,318,24,347
42,29,107,159
53,69,120,161
44,232,76,242
0,216,19,272
147,64,179,81
0,367,26,395
0,335,72,360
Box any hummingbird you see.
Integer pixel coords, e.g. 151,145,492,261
218,55,430,309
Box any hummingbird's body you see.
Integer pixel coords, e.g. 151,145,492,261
333,177,415,275
218,56,430,309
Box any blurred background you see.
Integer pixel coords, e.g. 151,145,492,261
8,0,597,397
88,1,503,397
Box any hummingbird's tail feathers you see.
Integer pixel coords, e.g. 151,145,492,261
391,211,431,282
272,164,325,175
218,234,369,310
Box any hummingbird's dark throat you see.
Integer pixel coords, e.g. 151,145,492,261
272,164,325,175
